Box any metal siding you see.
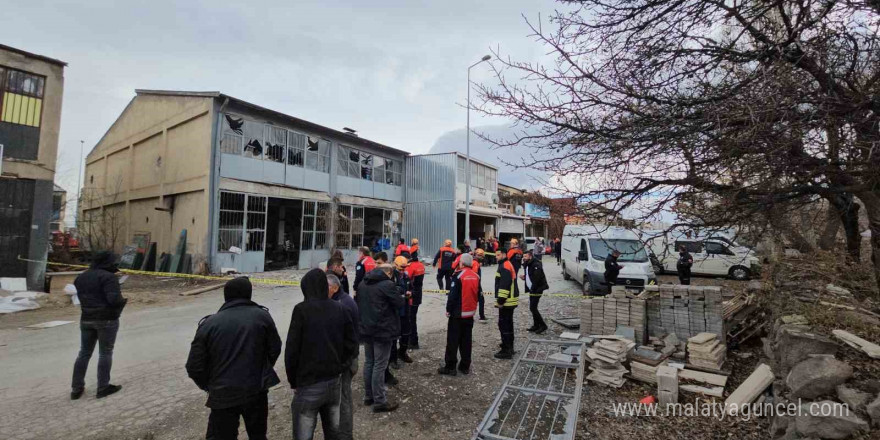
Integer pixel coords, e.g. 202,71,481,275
404,153,456,260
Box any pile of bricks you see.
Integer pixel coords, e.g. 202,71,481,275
630,360,665,384
656,365,679,405
687,332,726,370
643,285,725,343
586,339,634,388
579,289,647,344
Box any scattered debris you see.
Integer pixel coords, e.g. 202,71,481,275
825,283,853,297
0,295,42,314
832,329,880,359
773,326,839,375
837,385,873,413
678,369,728,387
0,277,27,292
679,384,724,397
724,363,773,415
559,332,581,340
630,360,664,384
25,320,74,329
687,333,726,370
793,401,868,439
179,283,225,297
786,355,853,399
586,339,633,387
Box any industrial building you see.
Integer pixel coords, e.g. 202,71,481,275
82,90,407,273
0,44,65,289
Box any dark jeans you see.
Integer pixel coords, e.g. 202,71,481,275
437,269,452,290
529,295,546,328
477,292,486,319
498,307,515,350
363,339,392,404
71,319,119,392
291,377,341,440
679,269,691,285
399,307,411,353
339,358,357,440
444,317,474,370
410,304,421,345
206,391,268,440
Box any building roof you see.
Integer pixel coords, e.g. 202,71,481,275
134,89,410,157
53,183,66,193
0,44,67,67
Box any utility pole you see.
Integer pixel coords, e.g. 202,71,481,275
465,54,491,249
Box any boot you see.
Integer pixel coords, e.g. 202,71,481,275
494,349,513,360
385,370,398,386
372,400,400,413
437,366,457,376
526,325,537,333
535,324,548,335
400,350,414,364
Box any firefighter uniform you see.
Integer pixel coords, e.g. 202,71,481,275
439,265,481,375
494,257,519,359
433,240,458,290
404,259,426,348
507,246,524,276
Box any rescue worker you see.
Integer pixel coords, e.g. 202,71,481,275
433,239,457,291
494,250,519,359
394,239,410,258
404,255,425,349
409,238,420,260
604,249,623,292
390,256,413,368
507,238,524,276
186,278,282,440
438,254,480,376
354,247,377,294
521,251,549,334
677,245,693,285
474,249,487,322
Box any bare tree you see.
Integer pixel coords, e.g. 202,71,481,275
77,175,126,256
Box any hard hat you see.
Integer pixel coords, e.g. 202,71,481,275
394,256,409,269
475,249,485,257
444,239,452,246
511,238,519,245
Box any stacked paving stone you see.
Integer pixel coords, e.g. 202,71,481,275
687,332,726,370
586,339,634,387
630,360,666,384
656,365,679,405
578,291,647,344
644,284,726,344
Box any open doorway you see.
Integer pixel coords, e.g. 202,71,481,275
457,212,497,249
364,207,385,252
265,198,303,270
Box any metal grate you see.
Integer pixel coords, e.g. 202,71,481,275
218,192,245,252
473,339,586,440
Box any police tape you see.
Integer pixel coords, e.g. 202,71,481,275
16,256,301,287
421,288,603,299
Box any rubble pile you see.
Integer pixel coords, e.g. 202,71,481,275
687,332,726,370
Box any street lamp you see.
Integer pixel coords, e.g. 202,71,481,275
465,54,491,249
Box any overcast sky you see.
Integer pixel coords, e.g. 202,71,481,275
4,0,558,207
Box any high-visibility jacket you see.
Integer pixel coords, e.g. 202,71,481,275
354,256,376,292
395,244,410,257
452,254,481,276
507,248,523,275
404,261,426,306
410,244,420,260
447,268,480,319
495,260,519,307
433,246,457,271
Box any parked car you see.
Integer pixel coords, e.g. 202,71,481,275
561,225,656,295
652,238,760,280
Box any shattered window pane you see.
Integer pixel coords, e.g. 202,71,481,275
242,119,263,159
264,126,287,163
288,131,305,166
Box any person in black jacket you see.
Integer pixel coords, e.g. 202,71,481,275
356,265,405,413
327,257,350,294
676,245,694,285
286,268,358,439
186,277,282,440
521,252,550,334
604,250,623,292
327,273,358,440
70,251,127,400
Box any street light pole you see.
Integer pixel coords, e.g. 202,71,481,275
465,55,491,250
76,140,84,224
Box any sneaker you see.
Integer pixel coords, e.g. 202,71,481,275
390,360,401,370
458,366,471,375
437,366,457,376
494,350,513,360
363,398,375,406
372,400,400,413
400,352,414,363
96,384,122,399
70,389,84,400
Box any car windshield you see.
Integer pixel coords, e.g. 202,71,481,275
589,239,649,262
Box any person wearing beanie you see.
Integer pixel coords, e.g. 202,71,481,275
286,269,358,439
186,277,282,440
438,253,480,376
71,251,127,400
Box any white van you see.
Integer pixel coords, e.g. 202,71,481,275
562,225,656,295
652,238,760,280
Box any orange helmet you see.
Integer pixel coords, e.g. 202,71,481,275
475,249,485,257
394,256,409,269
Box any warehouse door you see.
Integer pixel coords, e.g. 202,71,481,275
0,179,34,277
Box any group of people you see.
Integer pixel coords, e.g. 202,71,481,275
67,236,552,440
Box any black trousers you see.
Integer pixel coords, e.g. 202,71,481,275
529,295,546,328
679,269,691,285
477,292,486,319
437,269,452,290
498,307,516,350
444,317,474,370
399,305,411,352
410,304,420,345
206,391,268,440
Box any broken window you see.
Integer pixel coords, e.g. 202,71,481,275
264,125,286,163
242,119,264,159
220,114,245,155
359,153,373,180
218,191,245,252
288,131,306,166
372,156,385,184
305,137,330,173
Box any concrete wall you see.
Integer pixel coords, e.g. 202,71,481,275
81,94,213,260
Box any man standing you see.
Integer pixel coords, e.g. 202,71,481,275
326,273,359,440
409,238,420,260
357,264,405,413
353,246,376,294
71,251,127,400
507,239,524,276
391,256,414,367
286,269,358,440
438,254,480,376
604,249,623,292
186,278,282,440
494,250,519,359
474,249,487,322
327,257,349,294
555,238,562,265
404,256,426,349
521,251,549,334
433,239,457,290
394,239,410,258
677,245,694,285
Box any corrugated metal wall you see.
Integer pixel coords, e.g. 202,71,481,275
404,154,456,261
